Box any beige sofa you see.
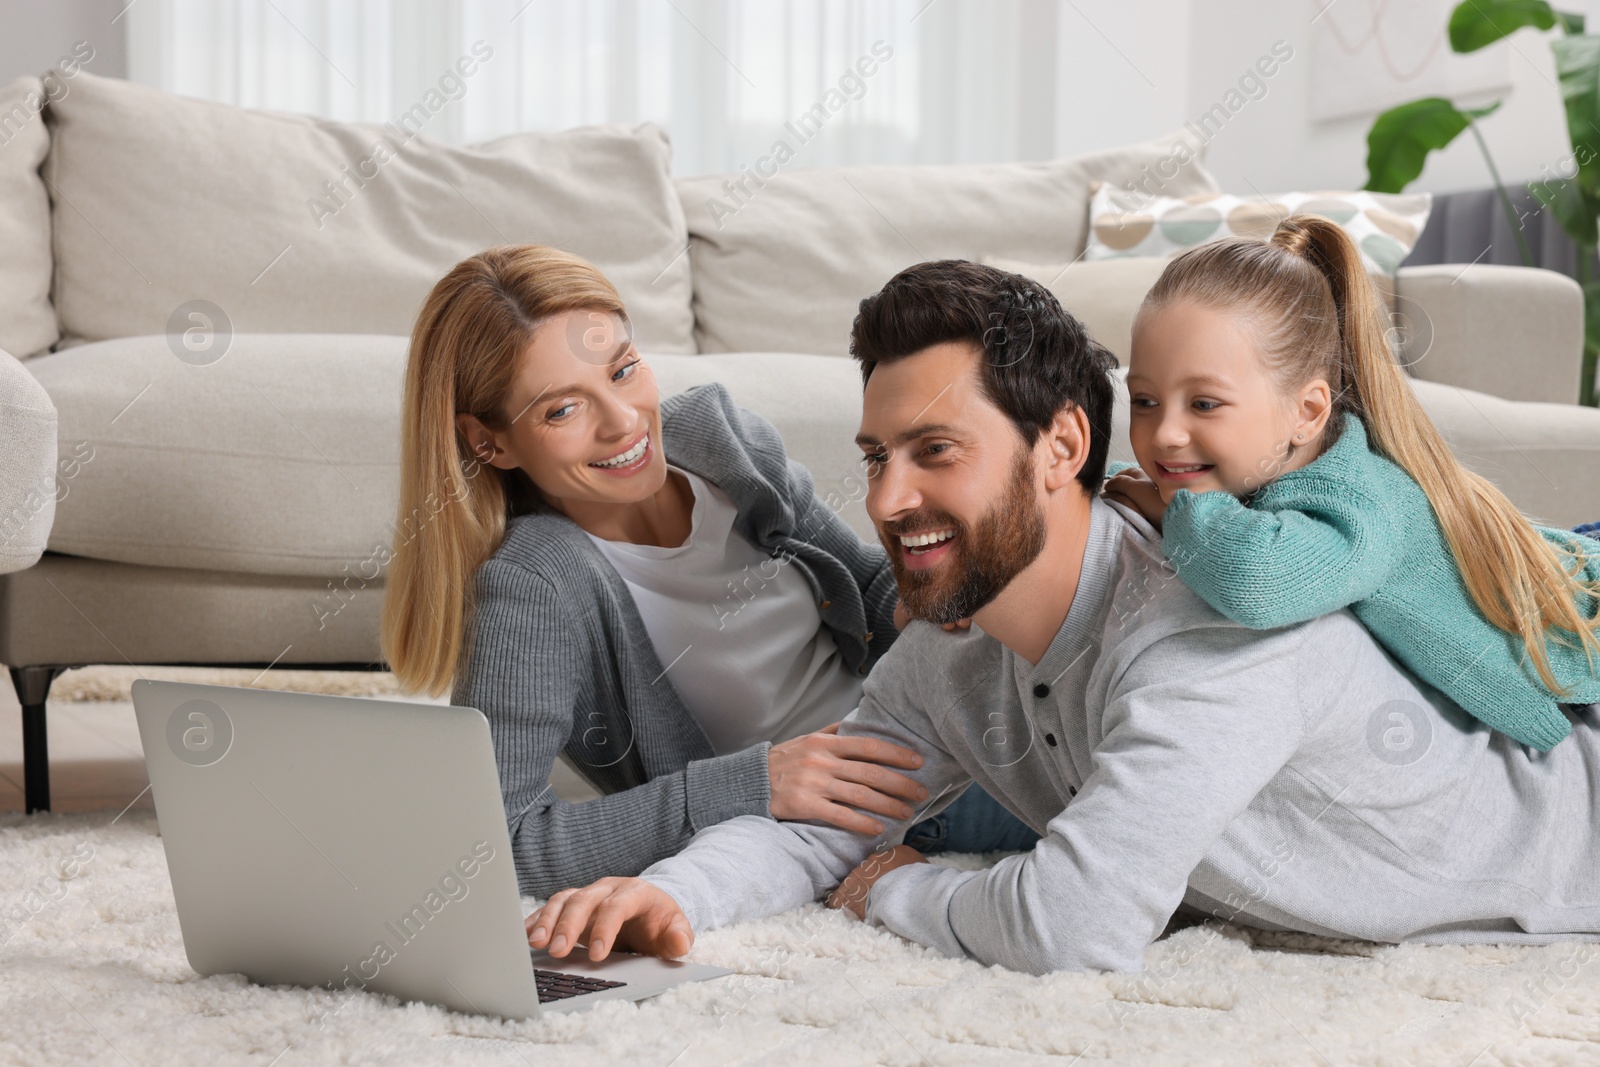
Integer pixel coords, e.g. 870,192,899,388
3,70,1597,811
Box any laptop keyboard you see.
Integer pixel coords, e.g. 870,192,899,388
534,968,628,1003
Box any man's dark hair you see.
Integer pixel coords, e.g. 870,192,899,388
849,259,1119,494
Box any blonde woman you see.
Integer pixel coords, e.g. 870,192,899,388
381,246,1036,898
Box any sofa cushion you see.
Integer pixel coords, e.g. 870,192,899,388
43,71,696,353
988,253,1401,368
28,336,1598,579
28,334,407,578
24,337,877,576
1385,378,1600,531
1085,184,1431,275
676,126,1219,357
650,353,874,539
982,256,1169,364
0,76,58,359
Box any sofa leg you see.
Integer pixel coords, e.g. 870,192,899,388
9,666,66,814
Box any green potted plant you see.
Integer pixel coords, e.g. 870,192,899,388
1363,0,1598,406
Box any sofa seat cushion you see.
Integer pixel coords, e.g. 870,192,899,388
43,71,696,353
27,339,1599,579
24,339,879,576
28,334,408,578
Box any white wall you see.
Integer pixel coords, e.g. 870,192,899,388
1053,0,1194,158
1047,0,1574,196
1183,0,1573,195
20,0,1580,195
0,0,127,84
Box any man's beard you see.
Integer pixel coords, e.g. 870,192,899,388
883,444,1049,626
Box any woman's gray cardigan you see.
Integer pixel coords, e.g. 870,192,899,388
451,382,901,898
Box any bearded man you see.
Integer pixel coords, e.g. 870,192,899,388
523,260,1600,975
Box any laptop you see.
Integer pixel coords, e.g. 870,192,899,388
132,679,730,1019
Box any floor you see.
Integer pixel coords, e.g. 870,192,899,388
0,692,154,815
0,671,598,814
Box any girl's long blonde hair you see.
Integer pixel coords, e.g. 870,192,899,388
1136,214,1600,695
381,245,628,697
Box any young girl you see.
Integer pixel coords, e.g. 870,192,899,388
1102,214,1600,750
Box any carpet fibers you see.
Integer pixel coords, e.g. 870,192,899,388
4,811,1600,1065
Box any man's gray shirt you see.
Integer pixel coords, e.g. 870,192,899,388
640,494,1600,974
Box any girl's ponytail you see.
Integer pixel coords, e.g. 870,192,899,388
1273,215,1600,694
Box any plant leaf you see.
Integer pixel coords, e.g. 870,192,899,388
1530,171,1598,247
1449,0,1557,52
1581,281,1600,343
1553,36,1600,203
1364,98,1502,193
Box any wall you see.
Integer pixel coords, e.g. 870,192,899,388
0,0,127,85
1052,0,1194,159
0,0,1577,196
1183,0,1573,196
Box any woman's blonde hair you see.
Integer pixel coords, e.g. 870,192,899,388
380,244,628,697
1135,213,1600,695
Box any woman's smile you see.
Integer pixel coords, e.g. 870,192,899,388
589,430,652,476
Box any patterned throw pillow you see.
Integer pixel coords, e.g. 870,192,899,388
1084,184,1432,276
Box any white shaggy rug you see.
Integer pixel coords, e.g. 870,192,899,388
5,813,1600,1066
46,665,408,704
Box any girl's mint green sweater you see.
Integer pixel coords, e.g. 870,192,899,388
1108,413,1600,749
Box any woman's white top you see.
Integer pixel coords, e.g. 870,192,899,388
583,467,864,756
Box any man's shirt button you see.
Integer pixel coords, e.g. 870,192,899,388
1033,683,1050,698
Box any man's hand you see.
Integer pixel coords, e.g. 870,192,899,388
894,597,972,633
1102,466,1168,531
768,723,929,835
525,878,692,962
825,844,929,919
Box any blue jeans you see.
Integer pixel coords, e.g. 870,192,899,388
903,784,1041,854
1576,521,1600,539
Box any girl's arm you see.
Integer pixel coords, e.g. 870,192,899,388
456,558,773,900
1160,486,1400,629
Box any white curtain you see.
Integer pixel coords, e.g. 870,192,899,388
125,0,1069,175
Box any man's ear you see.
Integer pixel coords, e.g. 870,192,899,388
1041,404,1092,492
1293,378,1334,442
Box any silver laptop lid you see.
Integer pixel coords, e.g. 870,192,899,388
132,680,542,1020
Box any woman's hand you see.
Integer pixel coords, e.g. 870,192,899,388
1103,466,1168,531
825,844,929,919
526,878,692,962
768,723,929,835
894,597,972,633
